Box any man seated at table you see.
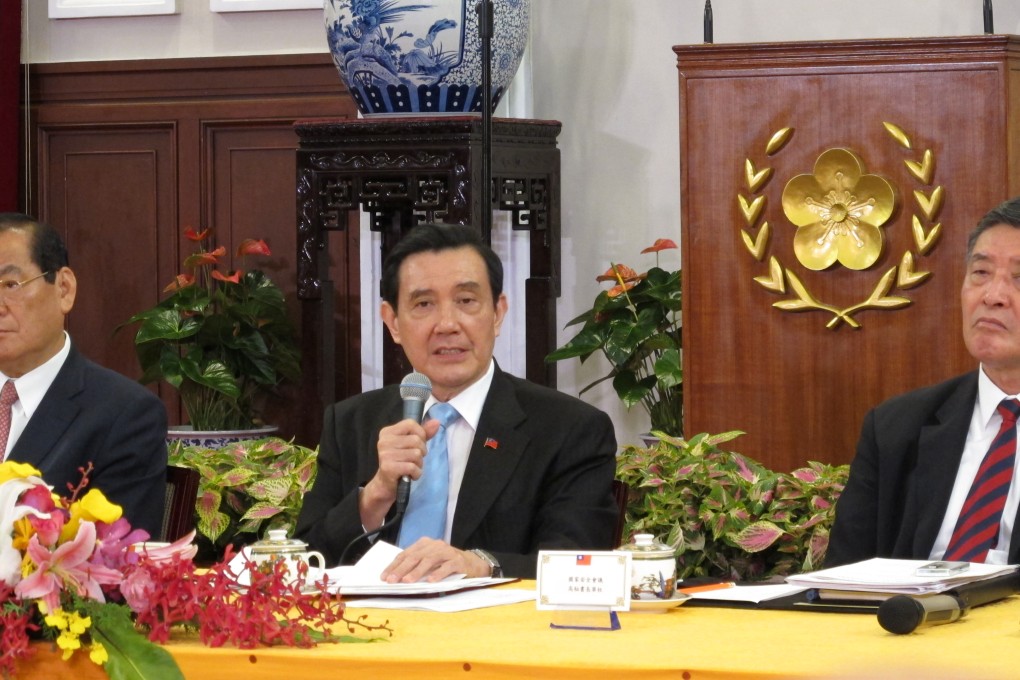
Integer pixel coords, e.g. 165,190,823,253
828,196,1020,567
0,213,168,536
295,223,618,581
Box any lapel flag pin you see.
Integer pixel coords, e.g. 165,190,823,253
484,438,499,449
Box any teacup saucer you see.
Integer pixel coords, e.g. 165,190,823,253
629,593,690,612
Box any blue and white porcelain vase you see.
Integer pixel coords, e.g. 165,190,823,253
324,0,530,116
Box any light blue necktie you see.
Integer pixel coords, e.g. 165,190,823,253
398,402,458,548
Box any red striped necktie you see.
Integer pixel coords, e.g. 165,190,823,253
0,381,18,457
944,398,1020,563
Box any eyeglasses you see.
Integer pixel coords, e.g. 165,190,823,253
0,271,50,302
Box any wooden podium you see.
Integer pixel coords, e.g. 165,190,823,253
675,35,1020,472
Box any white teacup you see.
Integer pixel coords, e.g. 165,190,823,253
620,533,677,601
248,529,325,586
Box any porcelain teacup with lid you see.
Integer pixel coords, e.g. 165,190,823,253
248,529,325,586
620,533,677,600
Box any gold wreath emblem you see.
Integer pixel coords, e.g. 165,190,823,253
739,122,943,329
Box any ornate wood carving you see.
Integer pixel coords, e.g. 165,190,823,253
295,116,562,390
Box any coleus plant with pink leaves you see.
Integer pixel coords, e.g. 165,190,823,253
617,431,849,581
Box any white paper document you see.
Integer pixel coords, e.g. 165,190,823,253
230,540,514,599
685,583,807,603
318,541,514,597
346,588,536,612
785,558,1018,595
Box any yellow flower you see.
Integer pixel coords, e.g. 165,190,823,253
12,515,34,551
89,641,109,666
0,460,42,485
44,608,69,630
57,630,82,660
44,608,91,660
782,148,895,271
61,488,123,543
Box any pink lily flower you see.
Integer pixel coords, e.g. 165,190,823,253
131,530,199,564
15,520,122,612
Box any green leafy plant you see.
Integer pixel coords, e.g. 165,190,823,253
617,430,849,581
168,437,318,558
546,239,683,436
121,227,300,431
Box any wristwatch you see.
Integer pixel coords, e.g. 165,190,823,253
469,548,503,578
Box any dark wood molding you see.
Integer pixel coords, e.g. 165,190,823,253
24,53,360,446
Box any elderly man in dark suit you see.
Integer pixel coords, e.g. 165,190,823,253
296,224,618,580
828,196,1020,566
0,213,167,537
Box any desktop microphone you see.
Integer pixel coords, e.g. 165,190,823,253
395,371,432,515
877,593,968,635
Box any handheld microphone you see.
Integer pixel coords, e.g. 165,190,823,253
877,593,968,634
338,371,432,566
395,371,432,515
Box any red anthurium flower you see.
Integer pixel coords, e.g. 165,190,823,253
607,280,640,298
163,274,195,293
595,263,643,283
237,239,271,257
184,246,226,269
640,238,678,254
183,227,212,242
211,269,242,284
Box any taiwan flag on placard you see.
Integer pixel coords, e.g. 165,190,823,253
576,554,592,566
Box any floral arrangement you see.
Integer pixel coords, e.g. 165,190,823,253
122,227,301,431
617,431,849,581
0,461,389,678
547,239,683,436
168,437,318,559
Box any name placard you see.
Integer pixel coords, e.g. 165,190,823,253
536,550,631,611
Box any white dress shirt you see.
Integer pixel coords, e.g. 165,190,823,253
929,366,1020,564
422,359,495,543
1,332,71,460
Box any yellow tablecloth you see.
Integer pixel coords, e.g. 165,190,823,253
24,585,1020,679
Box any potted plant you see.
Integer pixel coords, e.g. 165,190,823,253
546,239,683,437
122,227,300,433
617,431,849,581
168,437,318,561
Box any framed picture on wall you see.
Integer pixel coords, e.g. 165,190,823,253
210,0,323,11
48,0,177,18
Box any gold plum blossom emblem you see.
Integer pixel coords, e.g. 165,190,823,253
739,123,943,329
782,148,895,271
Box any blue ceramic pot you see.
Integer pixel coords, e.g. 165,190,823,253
324,0,530,116
166,425,279,449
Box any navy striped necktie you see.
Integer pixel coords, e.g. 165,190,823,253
944,398,1020,563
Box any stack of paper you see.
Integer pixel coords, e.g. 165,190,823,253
229,540,514,598
786,558,1018,596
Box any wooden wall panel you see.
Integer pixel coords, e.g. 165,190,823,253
205,122,323,440
676,36,1020,472
25,54,360,446
43,125,180,418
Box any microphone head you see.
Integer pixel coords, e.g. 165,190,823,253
878,595,925,634
399,371,432,402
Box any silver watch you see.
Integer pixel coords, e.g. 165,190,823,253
470,548,502,578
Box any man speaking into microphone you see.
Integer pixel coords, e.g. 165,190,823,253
294,224,619,581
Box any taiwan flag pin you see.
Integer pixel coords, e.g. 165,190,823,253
484,438,499,449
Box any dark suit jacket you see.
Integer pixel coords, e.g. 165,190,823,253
294,366,619,578
827,371,1020,566
9,345,168,537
